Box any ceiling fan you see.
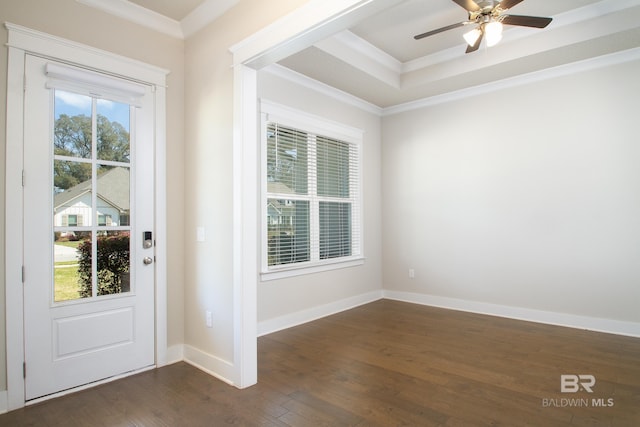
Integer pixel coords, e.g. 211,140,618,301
414,0,553,53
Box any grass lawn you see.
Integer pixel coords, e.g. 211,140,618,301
54,240,82,301
54,262,81,301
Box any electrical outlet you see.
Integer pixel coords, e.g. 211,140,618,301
409,268,415,279
206,310,212,328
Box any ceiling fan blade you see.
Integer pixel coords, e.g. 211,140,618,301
465,29,483,53
414,21,468,40
498,0,525,10
501,15,552,28
451,0,481,12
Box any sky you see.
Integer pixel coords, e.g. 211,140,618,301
55,90,130,131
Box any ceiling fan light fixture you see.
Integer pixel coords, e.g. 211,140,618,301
463,27,482,47
485,21,503,47
414,0,553,54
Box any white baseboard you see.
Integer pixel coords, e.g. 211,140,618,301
383,290,640,338
182,344,236,387
0,390,7,415
257,290,384,336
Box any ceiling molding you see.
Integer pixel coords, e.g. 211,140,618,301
262,64,383,116
313,0,638,89
230,0,407,68
404,0,636,73
383,47,640,116
181,0,239,39
315,31,401,88
265,46,640,118
77,0,183,38
76,0,239,39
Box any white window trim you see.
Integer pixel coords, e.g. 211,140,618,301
260,99,364,281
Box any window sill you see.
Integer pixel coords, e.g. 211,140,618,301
260,257,365,282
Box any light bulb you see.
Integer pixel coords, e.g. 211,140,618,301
485,21,503,47
463,28,481,47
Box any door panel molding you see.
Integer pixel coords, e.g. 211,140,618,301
4,23,168,410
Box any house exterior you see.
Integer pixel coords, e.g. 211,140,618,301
53,167,130,228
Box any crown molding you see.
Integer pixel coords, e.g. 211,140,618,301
181,0,239,38
266,46,640,117
77,0,183,38
315,30,402,88
383,47,640,116
229,0,407,68
262,64,383,116
76,0,239,39
315,0,637,86
403,0,633,73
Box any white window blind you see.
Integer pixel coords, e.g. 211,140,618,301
262,101,362,275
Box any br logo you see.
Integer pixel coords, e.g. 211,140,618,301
560,374,595,393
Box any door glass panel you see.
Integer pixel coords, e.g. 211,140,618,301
54,91,92,159
54,232,91,302
53,160,92,217
96,165,130,228
97,231,130,296
97,100,130,162
52,90,132,302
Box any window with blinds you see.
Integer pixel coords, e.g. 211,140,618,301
262,102,362,275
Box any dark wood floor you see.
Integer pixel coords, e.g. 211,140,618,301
1,299,639,426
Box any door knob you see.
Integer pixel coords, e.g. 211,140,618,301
143,257,153,265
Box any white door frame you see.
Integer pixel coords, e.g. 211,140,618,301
229,0,405,388
4,23,168,410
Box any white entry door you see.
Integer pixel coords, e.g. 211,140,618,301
22,55,155,400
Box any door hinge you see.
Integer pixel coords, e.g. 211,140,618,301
23,362,26,379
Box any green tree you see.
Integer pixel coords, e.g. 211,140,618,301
54,113,130,191
54,113,92,159
97,114,130,163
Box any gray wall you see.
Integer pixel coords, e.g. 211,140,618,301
381,58,640,323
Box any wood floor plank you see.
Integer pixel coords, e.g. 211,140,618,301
1,299,639,426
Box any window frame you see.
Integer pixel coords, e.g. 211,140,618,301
260,100,364,280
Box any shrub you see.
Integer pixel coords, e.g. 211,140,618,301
78,233,130,298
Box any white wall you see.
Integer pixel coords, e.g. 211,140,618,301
381,58,640,326
0,0,186,394
256,70,383,333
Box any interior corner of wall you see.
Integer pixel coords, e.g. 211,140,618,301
163,344,185,366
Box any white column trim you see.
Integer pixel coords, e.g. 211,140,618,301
232,64,258,387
